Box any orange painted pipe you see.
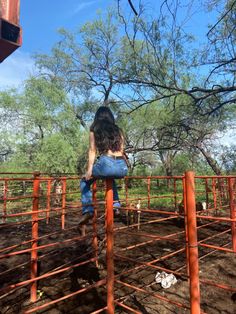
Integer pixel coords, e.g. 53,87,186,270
3,179,7,223
174,178,177,210
185,171,200,314
92,180,98,267
115,301,142,313
199,243,234,253
46,179,51,224
147,177,151,209
116,279,189,310
205,178,209,209
106,178,114,314
228,178,236,252
25,279,106,314
61,179,66,229
183,176,190,277
212,178,217,213
31,171,40,302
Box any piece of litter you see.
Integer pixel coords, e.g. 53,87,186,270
155,271,177,289
202,201,207,210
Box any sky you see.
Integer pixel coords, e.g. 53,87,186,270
0,0,109,89
0,0,217,89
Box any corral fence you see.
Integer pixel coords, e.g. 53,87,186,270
0,171,235,313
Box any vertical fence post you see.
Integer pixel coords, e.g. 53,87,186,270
125,178,128,206
31,171,40,302
218,178,223,209
183,176,190,276
205,178,209,209
212,178,217,214
228,178,236,252
174,178,177,211
185,171,200,314
46,179,51,224
125,178,129,226
106,178,114,314
61,179,66,229
3,179,8,223
147,177,151,209
92,180,99,267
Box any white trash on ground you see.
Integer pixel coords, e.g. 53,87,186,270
155,271,177,289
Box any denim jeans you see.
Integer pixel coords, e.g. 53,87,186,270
80,156,128,214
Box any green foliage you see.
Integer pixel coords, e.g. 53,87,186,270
219,144,236,174
33,134,77,174
0,78,87,174
0,4,236,176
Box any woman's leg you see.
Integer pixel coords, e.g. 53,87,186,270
80,178,94,215
112,159,128,213
113,180,121,214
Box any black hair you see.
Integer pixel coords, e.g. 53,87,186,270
90,106,123,154
90,106,115,131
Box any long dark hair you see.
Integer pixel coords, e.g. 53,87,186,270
90,106,123,154
90,106,115,129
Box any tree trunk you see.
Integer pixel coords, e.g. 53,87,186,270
197,146,222,175
159,151,173,177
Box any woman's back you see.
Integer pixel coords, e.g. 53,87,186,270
92,120,123,155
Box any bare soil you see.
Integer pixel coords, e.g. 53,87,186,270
0,204,236,314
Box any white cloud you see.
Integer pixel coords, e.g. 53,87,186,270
72,1,97,15
0,50,35,90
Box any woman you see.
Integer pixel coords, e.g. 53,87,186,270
79,106,128,225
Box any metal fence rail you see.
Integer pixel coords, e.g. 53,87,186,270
0,171,235,313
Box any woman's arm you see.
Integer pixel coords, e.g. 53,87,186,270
85,132,96,180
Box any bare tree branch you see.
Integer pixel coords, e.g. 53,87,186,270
207,0,236,38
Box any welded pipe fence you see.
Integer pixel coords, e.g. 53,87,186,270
0,171,235,313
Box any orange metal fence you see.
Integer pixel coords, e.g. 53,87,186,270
0,172,235,313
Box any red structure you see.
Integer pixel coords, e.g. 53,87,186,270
0,172,235,313
0,0,22,62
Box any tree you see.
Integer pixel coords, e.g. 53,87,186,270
0,78,86,173
218,144,236,174
35,10,125,110
200,0,236,113
114,0,236,116
121,92,228,175
2,2,234,175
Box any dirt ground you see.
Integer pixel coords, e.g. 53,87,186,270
0,203,236,314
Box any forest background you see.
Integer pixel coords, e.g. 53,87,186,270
0,0,235,176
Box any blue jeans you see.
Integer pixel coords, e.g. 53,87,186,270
80,156,128,214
